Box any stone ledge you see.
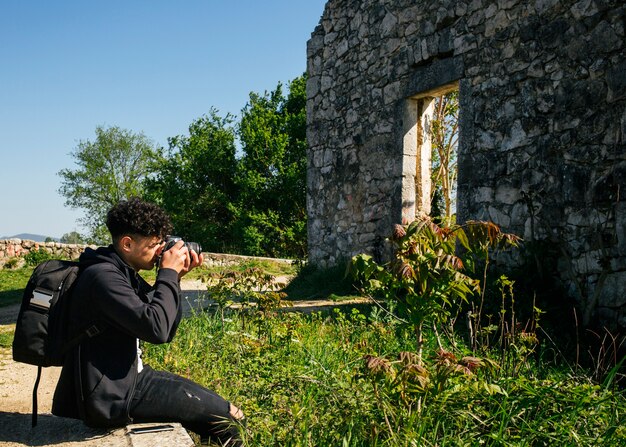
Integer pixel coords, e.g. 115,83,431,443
0,413,194,447
127,422,194,447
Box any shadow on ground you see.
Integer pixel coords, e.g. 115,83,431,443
0,412,112,446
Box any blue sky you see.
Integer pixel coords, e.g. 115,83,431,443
0,0,327,239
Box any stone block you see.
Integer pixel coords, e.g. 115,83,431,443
488,205,511,228
495,185,521,205
607,60,626,103
617,201,626,256
475,187,494,202
0,416,193,447
599,271,626,308
501,120,528,151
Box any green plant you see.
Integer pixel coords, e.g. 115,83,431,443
23,248,54,266
351,218,473,360
142,306,626,446
463,220,521,351
0,327,14,348
351,217,521,362
230,259,296,278
204,267,289,335
3,257,21,269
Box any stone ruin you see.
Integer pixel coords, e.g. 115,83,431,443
306,0,625,329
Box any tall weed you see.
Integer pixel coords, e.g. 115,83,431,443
349,217,519,360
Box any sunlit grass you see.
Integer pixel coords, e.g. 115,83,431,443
3,259,625,445
0,266,33,307
0,326,14,348
144,307,626,446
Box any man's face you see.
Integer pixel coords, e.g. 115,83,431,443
123,235,164,272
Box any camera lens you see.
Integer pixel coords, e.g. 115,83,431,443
186,241,202,254
164,236,202,255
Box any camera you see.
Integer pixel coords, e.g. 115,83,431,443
163,236,202,255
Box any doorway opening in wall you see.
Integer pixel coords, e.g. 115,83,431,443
406,82,459,223
430,88,459,221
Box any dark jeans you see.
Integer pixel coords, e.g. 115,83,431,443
129,365,242,446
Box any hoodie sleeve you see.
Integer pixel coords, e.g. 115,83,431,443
89,264,182,344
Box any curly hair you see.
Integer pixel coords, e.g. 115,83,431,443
106,197,173,241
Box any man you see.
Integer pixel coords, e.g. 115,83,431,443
52,198,244,446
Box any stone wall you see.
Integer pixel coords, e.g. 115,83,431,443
0,239,293,269
0,239,91,266
306,0,625,328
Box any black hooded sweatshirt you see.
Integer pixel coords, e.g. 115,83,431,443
52,246,181,427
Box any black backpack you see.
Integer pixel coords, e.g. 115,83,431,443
12,259,101,426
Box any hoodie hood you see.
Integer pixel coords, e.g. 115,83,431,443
79,246,136,281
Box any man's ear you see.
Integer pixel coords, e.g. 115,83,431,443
119,235,133,253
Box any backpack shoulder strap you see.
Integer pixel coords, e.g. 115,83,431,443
31,366,42,427
62,323,104,354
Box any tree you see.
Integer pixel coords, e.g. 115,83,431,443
234,74,307,257
143,110,238,252
60,231,87,244
430,90,459,220
143,75,308,258
58,126,161,242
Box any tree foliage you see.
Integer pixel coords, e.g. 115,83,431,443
146,75,308,258
143,110,238,253
234,75,307,257
60,231,87,244
58,125,161,242
59,76,308,258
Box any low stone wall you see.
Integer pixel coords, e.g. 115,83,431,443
202,252,294,268
0,239,93,266
0,239,294,269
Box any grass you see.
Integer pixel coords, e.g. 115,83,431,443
143,306,626,446
0,266,33,308
0,256,345,307
0,256,302,313
0,326,14,348
2,257,625,445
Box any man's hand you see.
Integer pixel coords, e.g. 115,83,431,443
159,240,203,278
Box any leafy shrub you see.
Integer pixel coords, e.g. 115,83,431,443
204,267,289,336
350,217,520,360
23,248,54,266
